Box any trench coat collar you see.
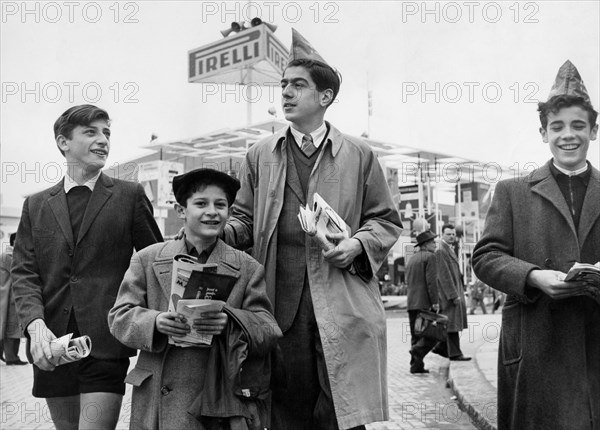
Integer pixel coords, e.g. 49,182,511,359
528,160,600,241
440,240,459,264
152,238,241,302
268,121,343,158
47,173,114,247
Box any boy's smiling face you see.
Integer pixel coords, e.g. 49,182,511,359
176,184,231,245
540,105,598,171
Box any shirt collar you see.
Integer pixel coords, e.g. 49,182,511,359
551,160,589,177
289,122,328,149
550,160,591,185
185,238,217,259
64,171,101,194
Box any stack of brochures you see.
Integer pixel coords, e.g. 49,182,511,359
565,261,600,304
297,193,357,275
297,193,350,251
168,254,236,347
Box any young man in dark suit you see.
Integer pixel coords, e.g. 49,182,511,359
473,61,599,430
11,105,163,429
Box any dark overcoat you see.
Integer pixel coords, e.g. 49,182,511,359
405,249,438,310
435,241,468,332
472,161,600,430
11,174,162,359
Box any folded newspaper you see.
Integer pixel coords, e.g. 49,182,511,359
168,254,236,347
49,333,92,366
564,261,600,304
297,193,356,274
297,193,350,250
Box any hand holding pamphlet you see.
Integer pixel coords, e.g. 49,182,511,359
173,299,226,347
297,193,350,251
49,333,92,366
297,193,357,275
564,261,600,304
168,254,236,347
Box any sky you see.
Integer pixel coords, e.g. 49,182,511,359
1,0,599,209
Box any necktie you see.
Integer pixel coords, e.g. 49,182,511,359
301,134,317,157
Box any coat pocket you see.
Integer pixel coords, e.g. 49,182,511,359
124,367,153,387
500,302,522,365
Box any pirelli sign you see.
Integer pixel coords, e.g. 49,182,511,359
188,24,289,85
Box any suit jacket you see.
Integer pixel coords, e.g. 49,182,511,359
405,249,438,310
435,240,467,332
472,161,600,430
11,173,162,359
224,123,403,429
108,238,280,430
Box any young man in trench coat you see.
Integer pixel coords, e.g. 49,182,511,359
473,60,599,430
223,29,403,429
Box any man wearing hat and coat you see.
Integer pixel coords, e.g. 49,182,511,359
473,60,600,430
405,230,439,373
224,29,402,430
433,224,470,361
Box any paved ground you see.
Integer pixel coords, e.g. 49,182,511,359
0,310,495,430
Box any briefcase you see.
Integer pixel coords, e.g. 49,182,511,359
414,310,448,342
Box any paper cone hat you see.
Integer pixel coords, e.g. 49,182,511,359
547,60,591,103
288,28,328,65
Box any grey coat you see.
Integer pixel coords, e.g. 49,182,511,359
108,239,280,430
224,123,403,429
472,161,600,430
435,241,467,332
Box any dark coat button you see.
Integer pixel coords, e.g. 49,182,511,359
160,385,171,396
68,249,73,257
544,258,553,268
63,308,69,315
71,276,78,282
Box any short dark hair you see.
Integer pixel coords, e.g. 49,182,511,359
54,105,110,155
287,58,342,106
442,224,455,232
538,95,598,129
175,176,238,207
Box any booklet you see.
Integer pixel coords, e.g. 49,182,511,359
297,193,356,274
172,299,226,347
564,261,600,304
49,333,92,366
168,254,237,347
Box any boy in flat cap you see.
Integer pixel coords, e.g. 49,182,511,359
473,60,600,430
109,168,281,430
224,29,402,429
11,104,163,429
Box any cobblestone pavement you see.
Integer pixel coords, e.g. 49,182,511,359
1,311,477,429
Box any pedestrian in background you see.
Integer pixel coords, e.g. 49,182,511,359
473,60,599,430
433,224,471,361
0,233,26,365
405,230,439,374
468,278,488,315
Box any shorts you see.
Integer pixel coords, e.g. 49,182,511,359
32,355,130,398
32,311,129,398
